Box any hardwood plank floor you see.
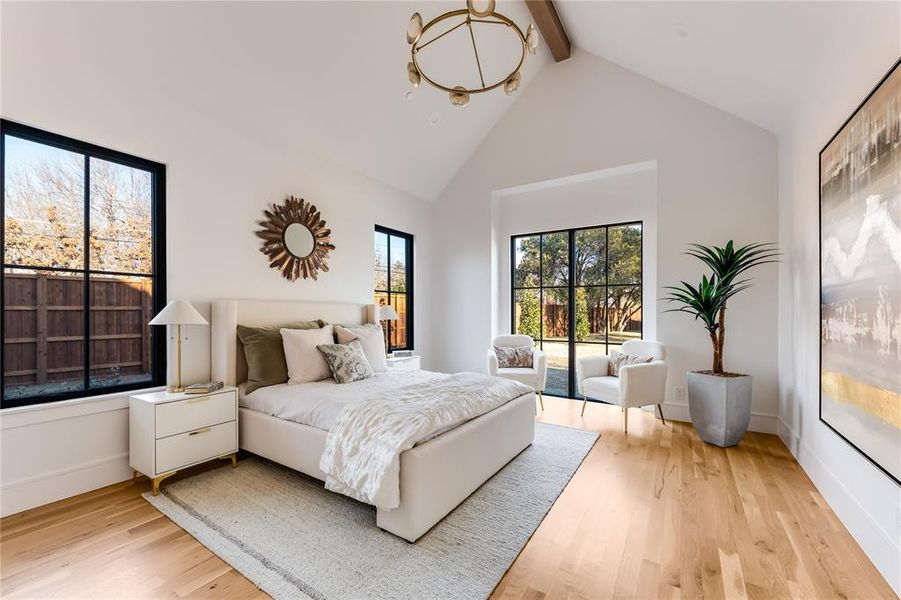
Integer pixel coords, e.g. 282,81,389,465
1,397,893,599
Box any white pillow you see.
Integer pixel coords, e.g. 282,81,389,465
281,325,334,383
334,324,388,373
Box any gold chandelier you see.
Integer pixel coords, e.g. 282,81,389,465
406,0,538,106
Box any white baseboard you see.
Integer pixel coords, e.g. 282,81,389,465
1,452,132,517
777,418,900,594
658,402,778,434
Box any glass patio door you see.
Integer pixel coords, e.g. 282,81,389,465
511,222,643,399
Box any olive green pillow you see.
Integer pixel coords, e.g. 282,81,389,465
238,320,326,394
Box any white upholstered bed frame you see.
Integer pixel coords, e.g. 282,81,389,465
210,299,535,542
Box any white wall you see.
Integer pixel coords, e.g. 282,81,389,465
431,50,780,430
492,163,658,343
777,56,901,591
0,19,433,516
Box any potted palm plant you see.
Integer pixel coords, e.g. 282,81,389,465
663,241,778,447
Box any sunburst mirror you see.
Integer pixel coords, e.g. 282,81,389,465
255,196,335,281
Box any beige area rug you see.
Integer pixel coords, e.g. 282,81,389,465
145,422,598,600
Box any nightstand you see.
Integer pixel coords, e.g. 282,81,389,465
386,355,420,371
129,386,238,495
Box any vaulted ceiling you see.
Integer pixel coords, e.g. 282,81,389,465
3,2,898,202
1,1,550,201
555,1,900,137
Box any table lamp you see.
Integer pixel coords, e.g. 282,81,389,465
378,304,398,355
149,300,208,392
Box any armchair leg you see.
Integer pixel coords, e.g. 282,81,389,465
537,391,544,412
623,407,628,434
580,395,588,417
656,403,667,426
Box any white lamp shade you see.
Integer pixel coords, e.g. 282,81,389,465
379,305,399,321
149,300,208,326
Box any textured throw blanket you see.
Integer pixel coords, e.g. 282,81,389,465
319,372,532,509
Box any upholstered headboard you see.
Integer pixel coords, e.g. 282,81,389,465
211,299,377,386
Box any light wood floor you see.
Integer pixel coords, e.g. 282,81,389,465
1,397,894,599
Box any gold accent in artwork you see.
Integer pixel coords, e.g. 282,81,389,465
256,196,335,281
821,370,901,429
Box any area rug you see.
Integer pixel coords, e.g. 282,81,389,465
144,422,598,600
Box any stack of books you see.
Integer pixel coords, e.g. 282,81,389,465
183,381,225,394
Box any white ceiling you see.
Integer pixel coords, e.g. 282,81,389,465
557,1,901,137
1,1,549,202
4,2,899,202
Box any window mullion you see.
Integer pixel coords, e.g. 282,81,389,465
83,154,91,391
386,234,392,352
604,226,609,352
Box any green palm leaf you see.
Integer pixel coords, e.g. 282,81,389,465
664,240,778,373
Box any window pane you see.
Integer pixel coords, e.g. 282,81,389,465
89,275,154,389
389,293,408,349
389,235,407,292
541,341,569,397
608,224,641,284
3,136,84,269
512,289,540,340
374,231,388,290
541,232,569,286
3,268,85,400
512,236,539,287
575,228,606,286
89,158,153,274
607,285,641,346
542,288,569,340
574,286,606,342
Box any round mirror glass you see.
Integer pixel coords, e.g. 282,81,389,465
284,222,315,258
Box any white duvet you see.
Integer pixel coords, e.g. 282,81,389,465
239,369,446,431
241,370,532,510
320,372,532,509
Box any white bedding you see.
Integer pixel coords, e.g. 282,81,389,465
239,369,447,432
320,372,532,509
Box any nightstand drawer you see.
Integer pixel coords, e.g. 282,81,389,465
155,391,236,438
156,421,237,473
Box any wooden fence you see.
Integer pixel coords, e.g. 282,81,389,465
376,294,408,349
543,304,641,338
3,273,153,387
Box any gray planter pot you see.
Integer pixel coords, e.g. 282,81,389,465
686,371,752,447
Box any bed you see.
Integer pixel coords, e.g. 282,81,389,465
210,299,536,542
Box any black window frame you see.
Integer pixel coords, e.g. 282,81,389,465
510,221,643,399
1,119,167,409
374,225,414,352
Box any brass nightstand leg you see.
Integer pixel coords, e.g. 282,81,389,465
152,471,177,496
219,453,237,468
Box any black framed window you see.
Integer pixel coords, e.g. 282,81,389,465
511,222,642,398
374,225,413,352
2,120,167,408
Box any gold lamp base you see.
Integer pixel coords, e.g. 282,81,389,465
169,324,185,394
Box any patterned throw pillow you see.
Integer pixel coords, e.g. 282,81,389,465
494,345,534,368
607,350,653,377
317,339,375,384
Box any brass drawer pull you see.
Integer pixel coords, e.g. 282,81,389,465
189,427,212,436
186,396,210,404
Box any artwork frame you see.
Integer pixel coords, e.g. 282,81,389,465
819,57,901,486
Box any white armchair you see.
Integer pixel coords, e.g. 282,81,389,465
576,340,667,433
487,335,548,411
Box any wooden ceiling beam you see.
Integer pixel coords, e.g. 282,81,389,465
525,0,571,62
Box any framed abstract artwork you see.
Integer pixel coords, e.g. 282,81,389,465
820,57,900,485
